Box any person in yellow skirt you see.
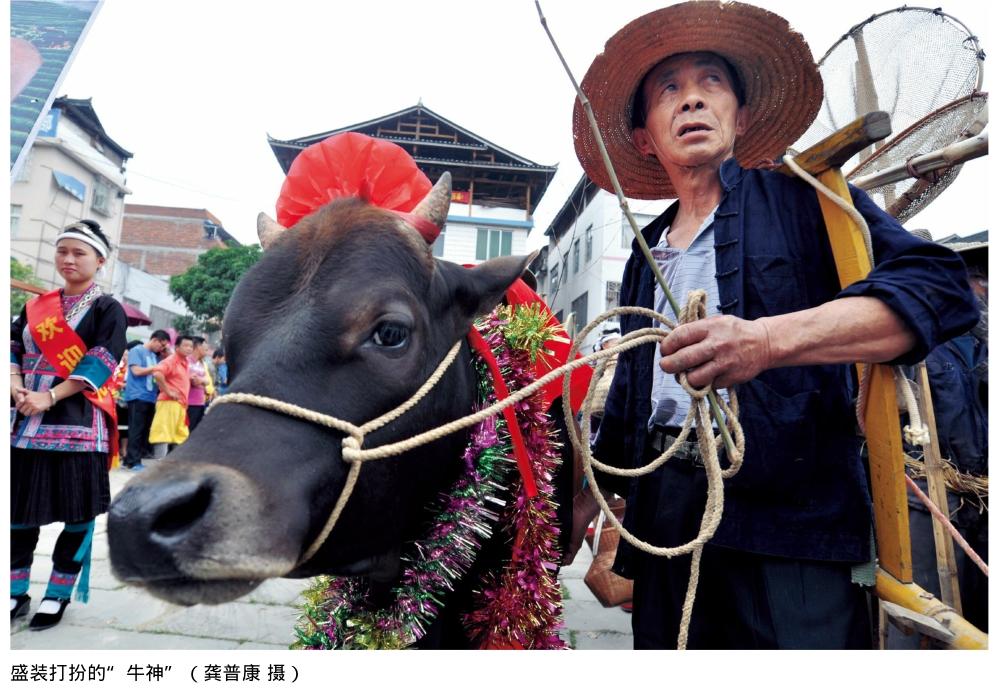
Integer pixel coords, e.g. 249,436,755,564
149,335,194,456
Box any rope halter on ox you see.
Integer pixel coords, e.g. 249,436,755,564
208,292,745,648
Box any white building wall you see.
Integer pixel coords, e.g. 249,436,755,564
433,201,532,266
111,261,190,341
9,112,130,294
542,191,669,354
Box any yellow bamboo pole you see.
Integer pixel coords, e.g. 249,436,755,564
812,167,913,581
876,569,986,649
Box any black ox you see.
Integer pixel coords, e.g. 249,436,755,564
107,174,576,648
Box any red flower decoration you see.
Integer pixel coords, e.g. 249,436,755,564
275,132,432,228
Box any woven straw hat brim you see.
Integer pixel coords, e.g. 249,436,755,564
574,1,823,200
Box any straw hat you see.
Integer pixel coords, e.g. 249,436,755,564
574,1,823,200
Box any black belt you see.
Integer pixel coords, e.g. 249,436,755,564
649,428,706,467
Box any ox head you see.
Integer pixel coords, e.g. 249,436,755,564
108,173,533,605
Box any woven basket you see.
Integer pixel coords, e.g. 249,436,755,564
584,501,634,608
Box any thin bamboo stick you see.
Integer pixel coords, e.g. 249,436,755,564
916,364,964,611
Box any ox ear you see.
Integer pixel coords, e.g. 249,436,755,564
257,212,286,250
453,253,533,324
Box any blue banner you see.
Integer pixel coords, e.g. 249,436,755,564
53,170,87,202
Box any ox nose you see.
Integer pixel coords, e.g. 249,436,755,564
108,477,214,580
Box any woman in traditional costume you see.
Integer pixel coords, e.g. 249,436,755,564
10,220,127,630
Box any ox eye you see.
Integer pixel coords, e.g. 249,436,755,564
371,322,409,348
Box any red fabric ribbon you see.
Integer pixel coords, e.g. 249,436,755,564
467,326,538,499
498,278,594,416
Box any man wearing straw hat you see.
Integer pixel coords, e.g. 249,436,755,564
574,1,978,648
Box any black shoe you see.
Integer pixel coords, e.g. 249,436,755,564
28,597,70,631
11,594,30,621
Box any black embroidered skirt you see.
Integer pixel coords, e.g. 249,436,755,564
10,448,111,526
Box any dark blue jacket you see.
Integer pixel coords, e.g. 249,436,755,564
594,159,978,568
924,332,987,475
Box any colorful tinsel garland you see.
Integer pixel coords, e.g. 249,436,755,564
292,303,567,650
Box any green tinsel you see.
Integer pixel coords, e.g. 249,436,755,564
495,304,568,368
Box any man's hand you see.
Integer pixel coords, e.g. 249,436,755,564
660,315,773,389
167,389,182,401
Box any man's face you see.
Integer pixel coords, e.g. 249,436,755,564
194,343,209,360
176,340,194,357
150,338,167,353
632,52,749,175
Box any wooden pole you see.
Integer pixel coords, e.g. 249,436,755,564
876,569,986,649
777,112,914,581
11,278,47,295
915,364,964,612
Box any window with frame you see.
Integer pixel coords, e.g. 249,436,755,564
15,151,32,182
11,205,22,238
549,263,560,292
585,224,593,262
475,228,513,260
92,178,112,216
605,281,621,310
571,292,588,329
149,305,179,331
572,240,580,274
621,219,635,248
562,252,569,283
432,225,446,258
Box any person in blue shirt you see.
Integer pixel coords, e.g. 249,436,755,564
569,2,978,649
210,348,228,397
121,329,170,471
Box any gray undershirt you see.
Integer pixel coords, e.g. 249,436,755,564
648,207,728,431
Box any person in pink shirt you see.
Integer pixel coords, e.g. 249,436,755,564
186,337,211,432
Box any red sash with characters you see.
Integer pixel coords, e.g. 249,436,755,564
26,290,120,469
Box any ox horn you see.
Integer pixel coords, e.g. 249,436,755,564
257,212,286,250
411,172,452,234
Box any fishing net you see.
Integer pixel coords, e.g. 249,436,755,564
792,6,985,221
848,93,987,221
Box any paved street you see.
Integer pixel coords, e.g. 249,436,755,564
11,464,632,650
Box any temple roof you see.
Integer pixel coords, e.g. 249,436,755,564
268,104,557,213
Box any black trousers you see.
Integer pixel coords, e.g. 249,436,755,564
11,526,87,580
123,400,156,468
629,452,872,649
187,405,206,432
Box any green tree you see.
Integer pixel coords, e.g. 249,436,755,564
168,245,262,328
10,257,41,316
170,314,198,335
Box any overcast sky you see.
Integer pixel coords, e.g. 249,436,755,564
55,0,990,247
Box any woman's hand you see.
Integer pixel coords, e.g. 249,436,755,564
15,388,54,416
